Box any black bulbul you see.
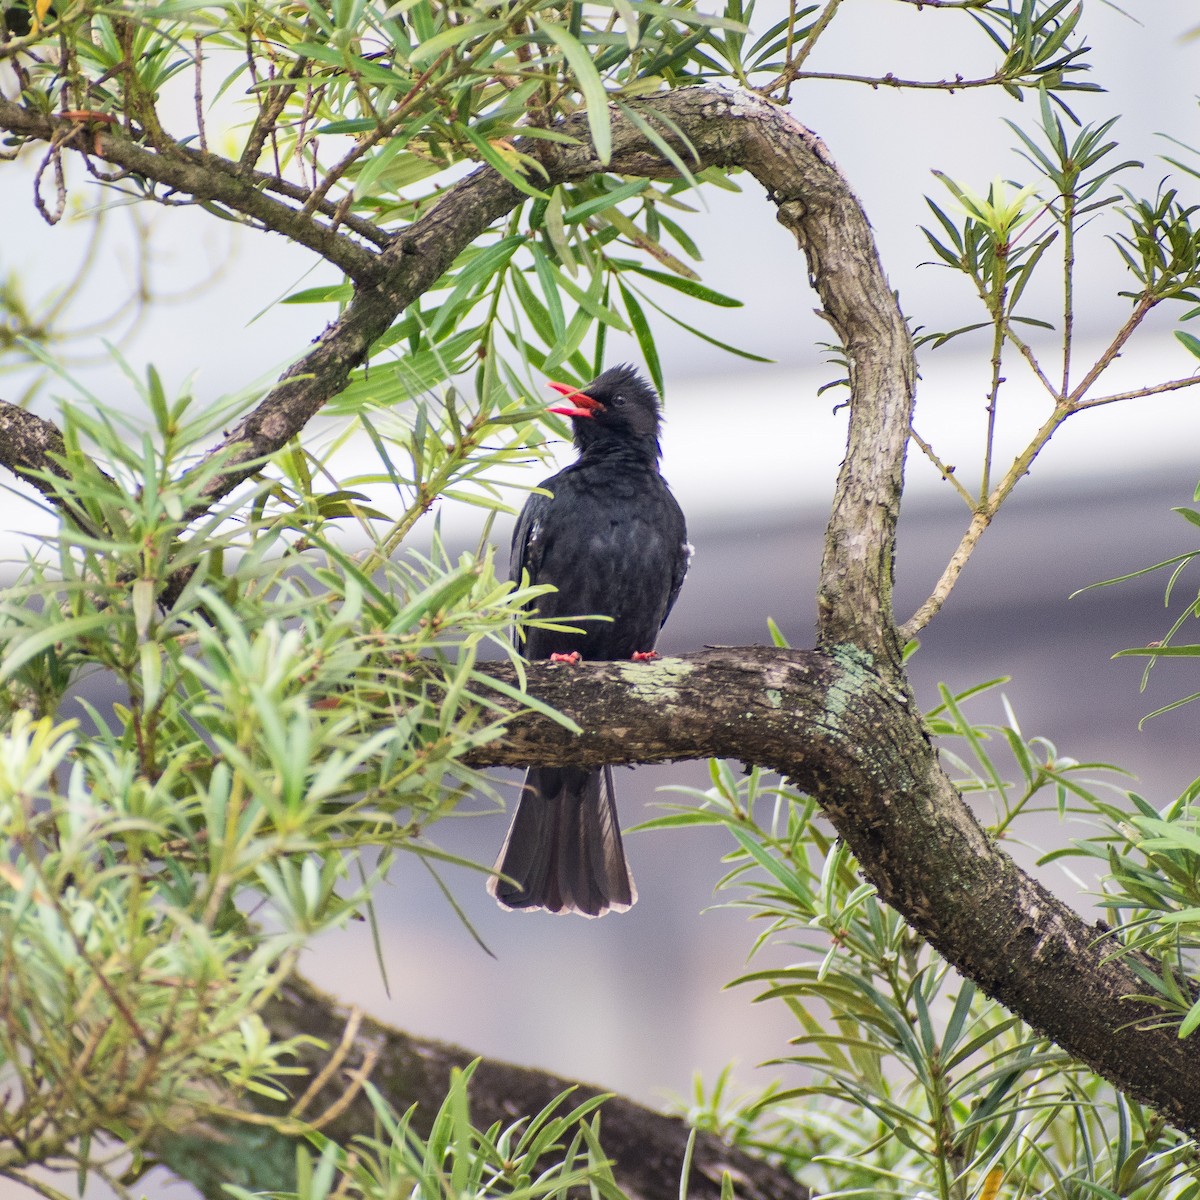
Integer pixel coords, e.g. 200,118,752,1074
488,364,690,916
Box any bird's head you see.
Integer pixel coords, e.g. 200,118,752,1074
546,364,662,453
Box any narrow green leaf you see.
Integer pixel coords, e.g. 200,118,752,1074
536,19,612,165
551,260,629,331
544,188,578,274
562,179,651,224
510,267,558,350
623,0,748,31
628,264,743,306
616,100,699,189
282,283,355,305
1114,644,1200,658
410,18,502,66
636,287,772,362
429,238,522,339
1,613,111,682
531,244,567,340
464,126,550,200
618,281,663,396
1179,995,1200,1038
1176,329,1200,360
470,670,582,732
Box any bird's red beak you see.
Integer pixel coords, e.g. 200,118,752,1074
546,380,602,420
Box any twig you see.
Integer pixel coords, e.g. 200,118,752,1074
193,35,207,152
779,69,1009,90
998,319,1060,399
768,0,845,103
289,1009,364,1119
1066,294,1157,406
981,268,1008,500
240,57,308,174
909,425,975,507
298,49,456,219
900,507,992,639
1071,372,1200,411
32,131,70,225
0,98,378,281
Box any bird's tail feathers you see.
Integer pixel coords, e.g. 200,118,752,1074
488,766,636,917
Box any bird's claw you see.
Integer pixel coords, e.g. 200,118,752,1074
550,651,582,665
631,650,659,662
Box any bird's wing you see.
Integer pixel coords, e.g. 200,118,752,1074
510,487,553,590
662,493,691,627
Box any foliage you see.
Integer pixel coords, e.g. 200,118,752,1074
1079,491,1200,722
226,1065,628,1200
0,363,562,1185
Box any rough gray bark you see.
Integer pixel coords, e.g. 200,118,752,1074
0,400,72,497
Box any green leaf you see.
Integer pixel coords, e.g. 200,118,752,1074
353,135,409,197
410,18,503,66
562,179,651,224
1,612,112,683
1176,329,1200,360
531,245,567,341
635,287,772,362
464,126,550,200
1179,995,1200,1038
615,100,699,189
283,283,355,305
536,19,612,165
470,671,582,732
1114,644,1200,658
623,0,748,31
428,237,523,339
618,281,663,396
550,260,629,331
628,264,743,306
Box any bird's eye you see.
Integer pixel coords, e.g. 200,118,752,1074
611,394,626,407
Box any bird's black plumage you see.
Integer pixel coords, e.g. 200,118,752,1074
488,364,689,916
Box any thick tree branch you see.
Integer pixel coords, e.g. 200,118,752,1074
0,87,913,658
0,400,70,498
0,100,378,280
446,648,1200,1137
152,974,809,1200
173,87,913,628
0,398,108,536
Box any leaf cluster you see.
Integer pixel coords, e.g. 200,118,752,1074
233,1065,630,1200
0,360,569,1183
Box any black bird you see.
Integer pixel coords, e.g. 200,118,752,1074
488,364,690,917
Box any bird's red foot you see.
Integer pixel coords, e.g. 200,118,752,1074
631,650,659,662
550,651,582,665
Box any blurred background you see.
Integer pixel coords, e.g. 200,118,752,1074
3,0,1200,1162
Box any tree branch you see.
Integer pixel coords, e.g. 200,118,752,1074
0,398,106,536
442,648,1200,1137
0,100,378,280
151,974,810,1200
0,88,914,659
0,399,71,498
